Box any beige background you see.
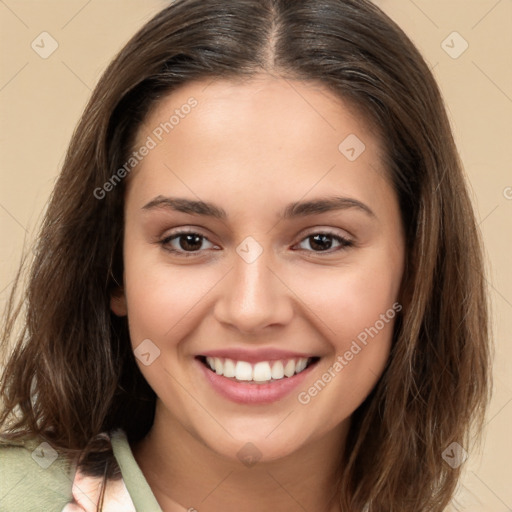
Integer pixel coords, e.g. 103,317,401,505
0,1,510,510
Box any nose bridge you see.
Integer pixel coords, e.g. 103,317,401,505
213,236,293,332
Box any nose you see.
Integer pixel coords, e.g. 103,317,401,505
213,243,294,333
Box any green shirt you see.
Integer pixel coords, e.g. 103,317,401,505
0,429,163,511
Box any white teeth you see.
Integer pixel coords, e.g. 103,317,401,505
223,358,236,378
203,356,314,382
235,361,253,381
214,357,223,375
284,359,296,377
271,360,284,379
253,361,272,382
296,358,308,373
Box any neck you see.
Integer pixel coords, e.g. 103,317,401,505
131,404,349,512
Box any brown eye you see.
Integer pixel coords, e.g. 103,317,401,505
176,233,203,251
296,232,353,253
160,231,217,257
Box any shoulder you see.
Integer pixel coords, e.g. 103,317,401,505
0,434,75,512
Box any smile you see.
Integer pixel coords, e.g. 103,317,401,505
199,356,319,384
195,355,321,404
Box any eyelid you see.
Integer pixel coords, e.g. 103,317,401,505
158,226,354,257
299,226,353,242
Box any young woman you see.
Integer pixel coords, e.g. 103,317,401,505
0,0,491,511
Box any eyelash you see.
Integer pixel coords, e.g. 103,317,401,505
158,229,354,258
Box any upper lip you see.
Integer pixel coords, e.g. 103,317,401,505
198,348,319,364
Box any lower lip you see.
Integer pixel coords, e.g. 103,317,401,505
196,358,318,404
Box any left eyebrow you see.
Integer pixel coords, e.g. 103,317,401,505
282,196,375,219
141,195,376,219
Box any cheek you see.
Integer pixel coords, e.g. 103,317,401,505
291,253,401,348
122,251,221,349
289,251,401,422
122,260,219,407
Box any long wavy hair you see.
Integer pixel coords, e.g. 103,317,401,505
0,0,492,510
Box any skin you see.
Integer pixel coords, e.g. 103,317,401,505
110,74,405,512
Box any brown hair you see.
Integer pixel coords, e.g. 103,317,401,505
0,0,492,510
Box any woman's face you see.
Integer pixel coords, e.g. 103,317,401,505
112,75,405,462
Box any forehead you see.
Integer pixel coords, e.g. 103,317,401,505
127,75,390,212
137,74,380,151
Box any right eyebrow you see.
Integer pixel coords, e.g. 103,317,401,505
142,196,227,219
